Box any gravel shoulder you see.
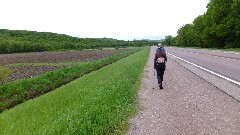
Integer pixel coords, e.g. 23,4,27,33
127,46,240,135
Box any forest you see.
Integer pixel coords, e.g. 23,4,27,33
162,0,240,49
0,29,158,54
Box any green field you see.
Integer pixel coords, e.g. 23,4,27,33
0,47,150,134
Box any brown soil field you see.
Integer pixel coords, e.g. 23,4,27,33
0,49,131,65
0,49,132,82
8,66,67,82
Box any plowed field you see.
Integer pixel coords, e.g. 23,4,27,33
0,49,132,82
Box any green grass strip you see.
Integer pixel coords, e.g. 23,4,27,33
0,47,150,135
0,49,139,112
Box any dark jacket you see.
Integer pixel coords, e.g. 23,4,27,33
154,50,167,69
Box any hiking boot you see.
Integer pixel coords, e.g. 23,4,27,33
159,83,163,89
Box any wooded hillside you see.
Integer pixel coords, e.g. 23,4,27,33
0,29,157,53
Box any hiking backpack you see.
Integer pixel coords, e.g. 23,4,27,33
156,57,165,69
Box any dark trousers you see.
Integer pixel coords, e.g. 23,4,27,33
156,68,164,84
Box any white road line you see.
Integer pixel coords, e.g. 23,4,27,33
185,51,239,60
167,52,240,86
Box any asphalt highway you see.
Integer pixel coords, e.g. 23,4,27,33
166,47,240,83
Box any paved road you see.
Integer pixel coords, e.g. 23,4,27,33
127,46,240,135
167,47,240,83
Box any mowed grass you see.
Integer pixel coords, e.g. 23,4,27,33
0,47,150,134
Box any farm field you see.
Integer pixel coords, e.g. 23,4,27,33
0,47,150,134
0,49,132,82
0,48,139,112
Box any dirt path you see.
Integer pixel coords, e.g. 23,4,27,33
127,46,240,135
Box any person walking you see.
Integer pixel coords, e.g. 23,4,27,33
154,47,167,89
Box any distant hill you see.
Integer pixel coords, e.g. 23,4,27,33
0,29,158,54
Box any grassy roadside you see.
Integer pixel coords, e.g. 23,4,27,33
0,46,150,134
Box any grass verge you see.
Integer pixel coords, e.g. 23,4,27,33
0,49,139,112
0,46,150,135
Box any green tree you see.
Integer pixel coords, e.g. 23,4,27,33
164,35,173,46
192,15,205,47
175,0,240,49
176,24,195,47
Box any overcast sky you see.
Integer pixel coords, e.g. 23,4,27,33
1,0,209,40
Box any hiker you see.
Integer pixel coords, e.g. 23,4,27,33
154,47,167,89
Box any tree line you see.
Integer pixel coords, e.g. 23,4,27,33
162,0,240,49
0,29,158,54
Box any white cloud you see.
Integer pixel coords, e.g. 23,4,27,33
0,0,209,40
